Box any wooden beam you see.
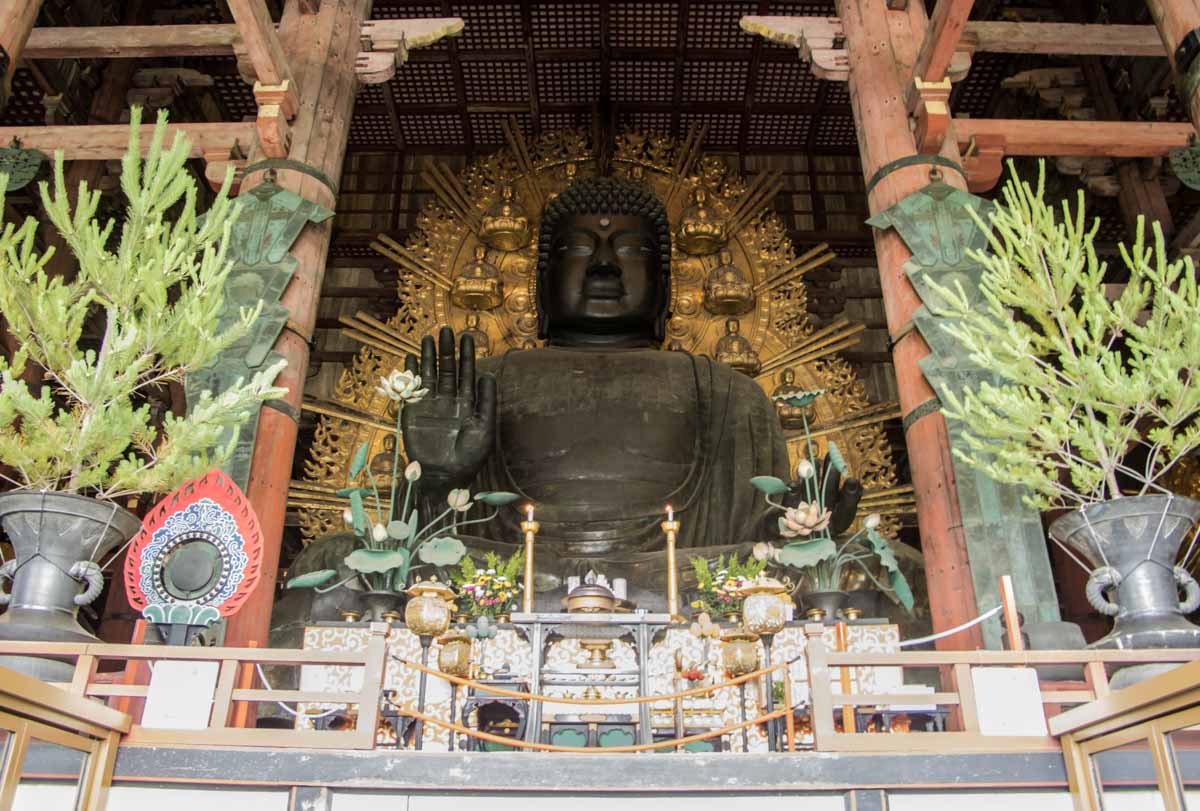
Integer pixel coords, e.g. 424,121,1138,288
227,0,293,88
912,0,973,83
24,25,240,59
961,22,1165,57
0,122,255,161
954,118,1194,158
0,1,45,109
1145,0,1200,133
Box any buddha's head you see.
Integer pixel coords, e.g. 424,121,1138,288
536,177,672,346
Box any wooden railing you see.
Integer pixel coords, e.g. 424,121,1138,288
0,623,389,750
801,624,1200,753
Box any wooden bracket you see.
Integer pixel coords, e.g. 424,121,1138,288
910,76,952,155
961,133,1007,193
355,18,464,85
741,15,972,83
253,79,298,120
203,146,247,195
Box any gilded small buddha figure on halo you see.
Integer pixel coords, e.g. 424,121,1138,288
479,183,532,251
399,177,790,577
714,317,761,376
703,249,755,315
771,368,811,430
462,312,492,359
451,245,504,311
676,186,726,256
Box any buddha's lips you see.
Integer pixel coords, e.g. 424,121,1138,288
582,276,625,299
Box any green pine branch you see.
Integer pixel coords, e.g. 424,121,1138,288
0,108,288,500
927,160,1200,509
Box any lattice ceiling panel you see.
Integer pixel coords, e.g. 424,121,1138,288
682,61,749,103
471,112,532,146
532,2,602,50
756,60,821,105
681,112,742,147
463,61,529,103
611,61,675,104
391,62,458,105
537,62,602,105
450,2,525,51
350,113,397,147
400,114,466,147
0,69,46,128
811,115,857,149
620,110,674,135
748,114,812,148
611,2,678,48
540,110,591,132
823,80,850,108
358,84,387,106
684,1,759,50
202,57,257,121
951,51,1010,119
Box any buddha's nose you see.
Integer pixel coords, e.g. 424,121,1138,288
588,240,620,273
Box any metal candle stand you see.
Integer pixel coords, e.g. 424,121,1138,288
761,632,777,752
415,634,433,750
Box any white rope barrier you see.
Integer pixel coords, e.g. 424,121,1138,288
897,604,1003,648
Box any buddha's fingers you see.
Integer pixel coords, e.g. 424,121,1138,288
437,325,457,396
420,334,437,386
476,373,496,425
459,332,476,403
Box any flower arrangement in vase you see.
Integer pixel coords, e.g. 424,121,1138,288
751,388,914,618
689,553,766,620
286,369,521,618
453,550,525,620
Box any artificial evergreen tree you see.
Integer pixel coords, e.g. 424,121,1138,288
931,161,1200,510
0,108,286,501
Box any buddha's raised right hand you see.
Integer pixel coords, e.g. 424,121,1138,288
401,326,497,489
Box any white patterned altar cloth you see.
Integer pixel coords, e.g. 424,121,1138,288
298,621,900,752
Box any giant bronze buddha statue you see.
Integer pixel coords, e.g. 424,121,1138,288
401,178,790,579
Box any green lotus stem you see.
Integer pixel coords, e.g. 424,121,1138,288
388,404,404,521
315,572,365,595
408,506,457,548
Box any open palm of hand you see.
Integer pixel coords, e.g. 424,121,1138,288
400,326,496,488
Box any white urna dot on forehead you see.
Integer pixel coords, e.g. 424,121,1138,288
599,217,611,227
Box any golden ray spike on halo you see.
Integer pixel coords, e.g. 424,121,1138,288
726,169,784,235
301,397,398,434
346,311,423,354
758,318,858,374
371,235,452,289
753,250,837,295
502,116,544,210
338,315,421,357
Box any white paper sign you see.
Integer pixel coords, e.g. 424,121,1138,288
971,666,1049,736
142,660,220,729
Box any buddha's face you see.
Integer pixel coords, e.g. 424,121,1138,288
544,212,665,342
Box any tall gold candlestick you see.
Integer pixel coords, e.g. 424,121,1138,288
662,511,681,619
521,505,538,614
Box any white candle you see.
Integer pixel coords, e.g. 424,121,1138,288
613,578,627,600
526,503,535,522
666,504,674,522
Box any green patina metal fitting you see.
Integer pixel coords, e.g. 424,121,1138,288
0,146,45,192
870,181,1060,648
1170,141,1200,191
185,181,334,489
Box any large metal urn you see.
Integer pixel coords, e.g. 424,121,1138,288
0,492,141,681
1049,495,1200,688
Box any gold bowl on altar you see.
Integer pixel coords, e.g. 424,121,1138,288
566,584,617,613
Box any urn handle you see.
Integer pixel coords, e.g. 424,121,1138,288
0,560,15,606
1175,566,1200,615
1085,566,1122,617
68,561,104,607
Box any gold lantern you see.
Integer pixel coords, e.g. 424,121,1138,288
404,577,455,637
740,574,789,637
721,630,760,677
437,632,472,678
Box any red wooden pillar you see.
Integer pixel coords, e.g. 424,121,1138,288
1146,0,1200,133
836,0,982,649
225,0,371,648
0,1,44,110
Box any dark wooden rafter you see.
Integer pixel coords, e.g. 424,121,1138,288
670,0,689,137
911,0,974,83
519,0,540,134
737,0,769,156
441,0,473,157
